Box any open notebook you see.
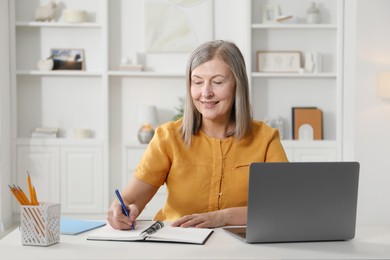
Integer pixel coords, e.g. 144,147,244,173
87,221,213,245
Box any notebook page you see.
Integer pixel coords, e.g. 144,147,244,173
87,222,152,241
147,226,213,244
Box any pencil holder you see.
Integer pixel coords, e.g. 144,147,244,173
20,203,61,246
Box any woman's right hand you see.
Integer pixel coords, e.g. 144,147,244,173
107,201,139,230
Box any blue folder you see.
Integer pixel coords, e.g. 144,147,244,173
60,218,106,235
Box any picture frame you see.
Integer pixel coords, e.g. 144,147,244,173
257,51,302,73
50,48,85,70
292,107,323,140
262,4,281,23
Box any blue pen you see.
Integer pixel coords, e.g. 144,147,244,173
115,189,135,230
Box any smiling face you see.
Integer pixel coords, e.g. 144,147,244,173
190,58,236,125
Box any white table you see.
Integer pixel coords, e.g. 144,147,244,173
1,224,390,260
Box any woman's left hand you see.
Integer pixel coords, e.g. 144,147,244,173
171,207,247,228
171,211,227,228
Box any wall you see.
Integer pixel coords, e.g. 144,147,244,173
0,0,12,231
213,0,248,52
354,0,390,224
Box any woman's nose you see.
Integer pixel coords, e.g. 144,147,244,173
201,84,214,98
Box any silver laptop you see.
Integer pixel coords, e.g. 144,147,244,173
224,162,360,243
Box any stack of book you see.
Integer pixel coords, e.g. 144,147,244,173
31,127,59,138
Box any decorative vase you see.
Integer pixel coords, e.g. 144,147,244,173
306,2,321,24
137,123,155,144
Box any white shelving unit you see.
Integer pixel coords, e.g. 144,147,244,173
248,0,344,161
10,0,109,215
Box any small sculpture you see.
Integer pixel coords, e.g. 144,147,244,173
37,56,54,71
35,1,57,22
275,116,285,140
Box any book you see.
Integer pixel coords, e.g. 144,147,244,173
87,221,214,245
34,127,59,133
31,126,59,138
292,107,323,140
60,218,106,235
31,131,58,138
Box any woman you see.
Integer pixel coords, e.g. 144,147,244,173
107,40,288,229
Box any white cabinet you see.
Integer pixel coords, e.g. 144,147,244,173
293,148,337,162
14,141,105,213
124,143,166,220
282,141,339,162
248,0,344,161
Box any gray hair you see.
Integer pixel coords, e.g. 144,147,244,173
180,40,252,146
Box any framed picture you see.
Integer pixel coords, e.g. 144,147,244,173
262,4,281,23
257,51,301,73
50,48,85,70
292,107,323,140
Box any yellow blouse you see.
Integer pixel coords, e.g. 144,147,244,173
134,119,288,221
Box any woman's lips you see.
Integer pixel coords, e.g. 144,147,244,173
200,101,219,108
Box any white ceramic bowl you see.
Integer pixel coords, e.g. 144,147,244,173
63,9,87,23
74,128,92,138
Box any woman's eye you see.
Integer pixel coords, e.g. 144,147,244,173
194,81,203,85
213,81,222,85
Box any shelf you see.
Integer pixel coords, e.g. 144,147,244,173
251,23,338,29
15,21,102,28
16,138,105,146
251,72,337,78
16,70,103,76
108,71,185,78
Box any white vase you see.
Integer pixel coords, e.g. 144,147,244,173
306,2,321,24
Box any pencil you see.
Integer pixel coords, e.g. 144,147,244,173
32,186,39,205
9,183,45,238
16,185,31,205
8,185,25,205
27,171,34,204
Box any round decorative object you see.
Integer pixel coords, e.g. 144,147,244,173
137,124,155,144
37,59,54,71
63,9,87,23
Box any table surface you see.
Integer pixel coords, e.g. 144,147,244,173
1,223,390,260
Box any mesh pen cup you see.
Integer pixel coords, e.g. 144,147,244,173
20,203,61,246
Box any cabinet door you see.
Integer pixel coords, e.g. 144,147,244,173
293,148,338,162
15,146,60,209
60,146,103,213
